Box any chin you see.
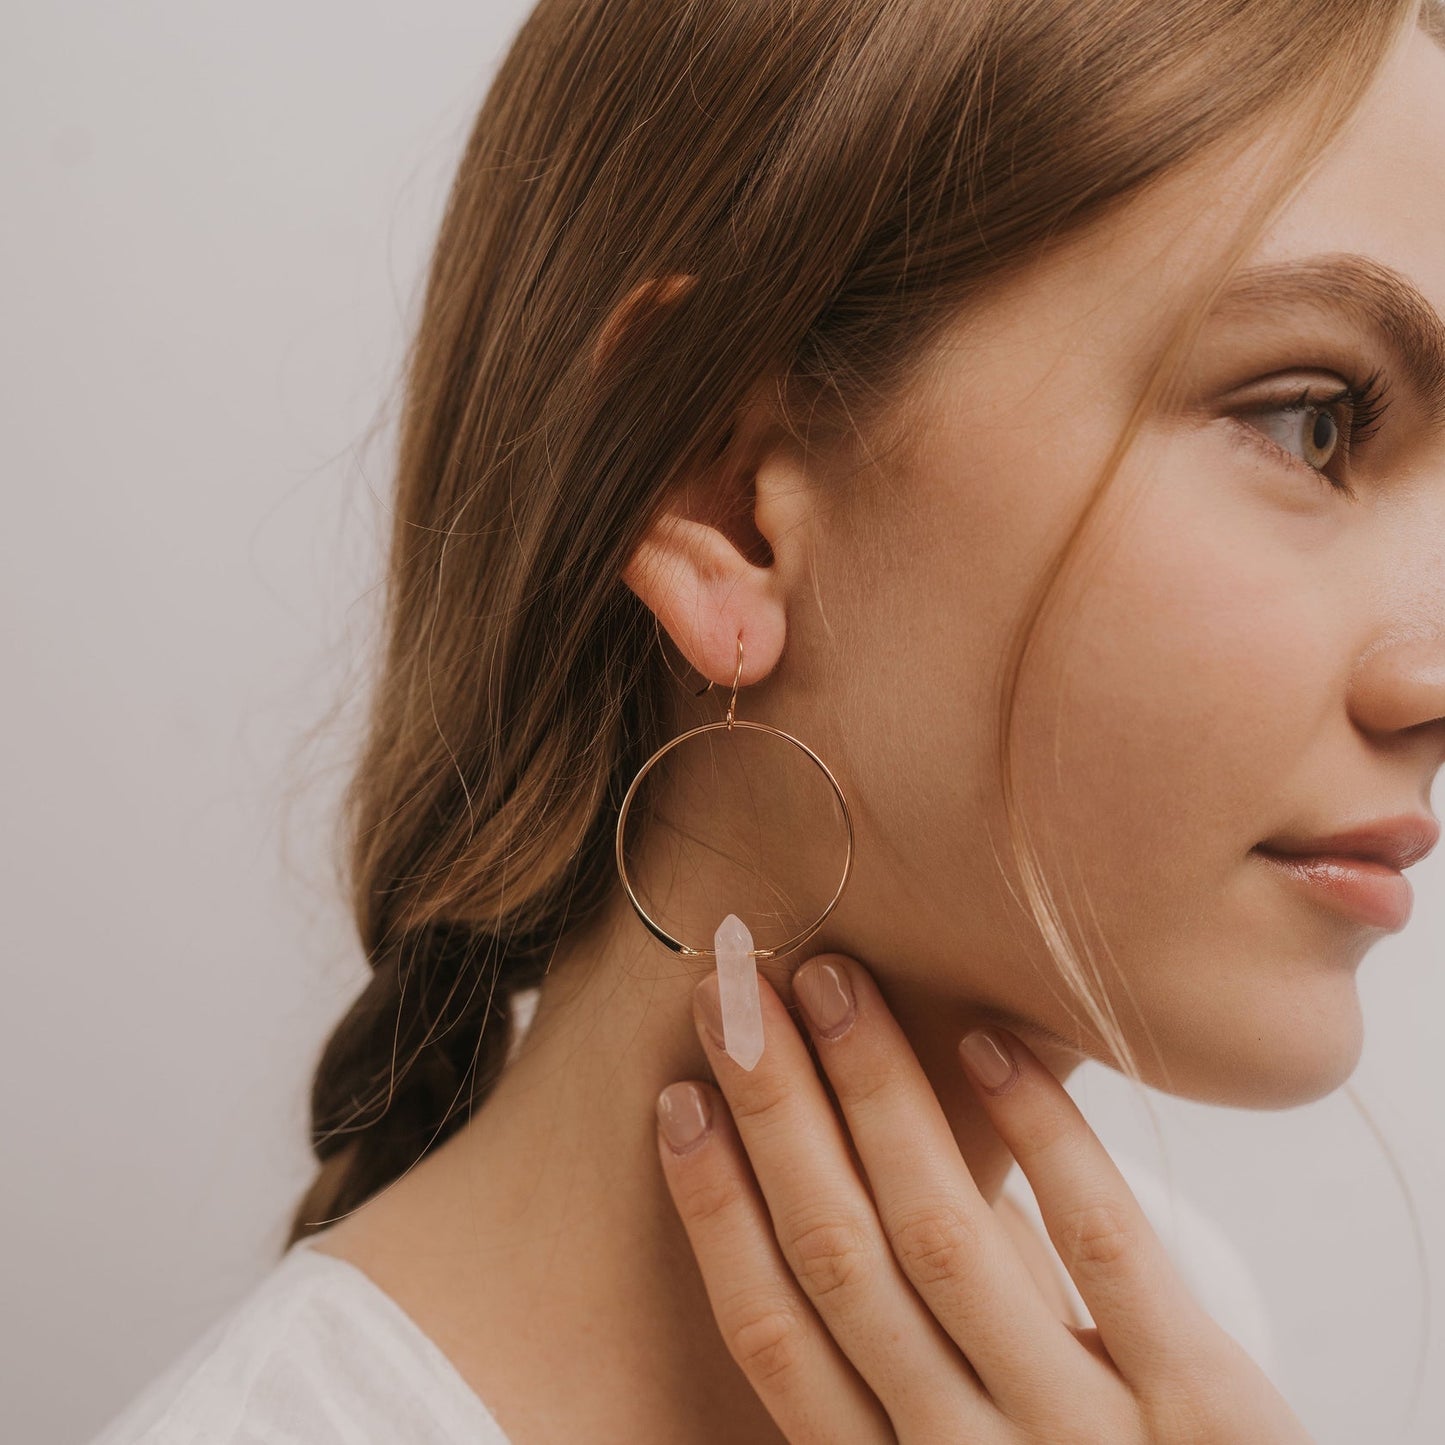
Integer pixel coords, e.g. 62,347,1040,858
1156,984,1367,1110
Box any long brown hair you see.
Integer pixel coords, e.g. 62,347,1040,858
286,0,1436,1264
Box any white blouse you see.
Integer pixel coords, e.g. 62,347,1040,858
85,1236,514,1444
87,1153,1275,1444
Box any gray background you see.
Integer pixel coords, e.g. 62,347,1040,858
2,5,1441,1442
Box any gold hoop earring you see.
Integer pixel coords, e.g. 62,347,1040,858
614,631,854,1070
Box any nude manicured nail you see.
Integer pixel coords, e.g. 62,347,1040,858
793,959,856,1038
959,1028,1018,1093
657,1082,712,1154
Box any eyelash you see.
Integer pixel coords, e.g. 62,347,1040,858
1233,364,1393,500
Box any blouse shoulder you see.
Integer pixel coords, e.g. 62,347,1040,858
84,1241,514,1445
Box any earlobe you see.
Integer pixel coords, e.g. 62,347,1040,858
621,512,786,691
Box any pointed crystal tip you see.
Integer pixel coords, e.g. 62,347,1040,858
729,1038,764,1071
714,913,763,1071
715,912,752,952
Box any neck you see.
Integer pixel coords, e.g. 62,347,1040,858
314,892,1083,1443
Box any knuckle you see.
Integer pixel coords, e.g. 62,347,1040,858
786,1214,875,1302
721,1294,809,1385
726,1070,795,1127
888,1200,983,1287
841,1058,896,1110
674,1168,745,1229
1007,1097,1077,1159
1058,1198,1134,1276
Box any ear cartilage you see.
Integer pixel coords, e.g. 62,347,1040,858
714,912,763,1071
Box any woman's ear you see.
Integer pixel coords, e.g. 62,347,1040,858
601,275,793,690
615,375,791,690
621,506,787,692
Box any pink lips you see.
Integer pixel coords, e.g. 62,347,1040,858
1253,847,1414,931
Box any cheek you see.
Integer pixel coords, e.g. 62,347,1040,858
1028,458,1338,902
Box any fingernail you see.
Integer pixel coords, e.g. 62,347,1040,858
694,973,725,1049
657,1082,712,1154
959,1028,1018,1094
793,959,855,1039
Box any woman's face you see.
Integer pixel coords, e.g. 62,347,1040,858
745,22,1445,1110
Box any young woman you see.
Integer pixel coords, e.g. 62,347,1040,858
92,1,1445,1441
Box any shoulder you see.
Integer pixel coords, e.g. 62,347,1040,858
83,1245,508,1445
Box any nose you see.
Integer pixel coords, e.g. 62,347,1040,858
1347,634,1445,789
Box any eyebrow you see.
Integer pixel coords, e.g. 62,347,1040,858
1205,252,1445,432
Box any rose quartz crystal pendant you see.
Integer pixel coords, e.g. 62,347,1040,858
714,912,763,1070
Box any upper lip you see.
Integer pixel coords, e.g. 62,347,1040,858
1256,814,1440,872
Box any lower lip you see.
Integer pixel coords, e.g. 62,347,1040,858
1253,848,1413,931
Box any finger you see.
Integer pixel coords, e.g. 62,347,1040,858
957,1023,1216,1391
790,955,1116,1420
693,971,1002,1439
654,1079,895,1445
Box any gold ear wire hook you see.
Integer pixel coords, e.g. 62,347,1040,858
685,631,744,722
653,610,715,698
725,633,742,729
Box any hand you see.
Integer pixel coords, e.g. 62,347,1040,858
654,953,1312,1444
